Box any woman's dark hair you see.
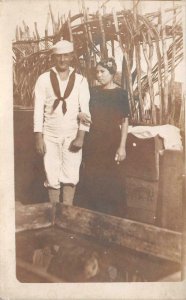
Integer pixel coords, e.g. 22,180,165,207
96,57,117,75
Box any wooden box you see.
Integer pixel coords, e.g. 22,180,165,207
125,150,183,229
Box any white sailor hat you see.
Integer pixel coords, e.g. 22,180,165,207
52,40,74,54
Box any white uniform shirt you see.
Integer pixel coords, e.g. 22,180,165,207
34,67,90,137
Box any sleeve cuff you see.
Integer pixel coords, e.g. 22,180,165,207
79,123,90,132
33,127,43,133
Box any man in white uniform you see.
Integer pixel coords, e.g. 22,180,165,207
34,40,91,206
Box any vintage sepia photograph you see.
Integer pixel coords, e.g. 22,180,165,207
0,0,186,299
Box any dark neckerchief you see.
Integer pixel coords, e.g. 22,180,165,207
50,68,76,114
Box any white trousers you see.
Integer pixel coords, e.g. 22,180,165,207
43,133,82,189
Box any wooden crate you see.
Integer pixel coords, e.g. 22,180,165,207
125,150,183,229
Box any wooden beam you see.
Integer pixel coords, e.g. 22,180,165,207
15,202,52,232
56,204,182,263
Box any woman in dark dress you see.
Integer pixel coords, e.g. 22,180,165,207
79,58,130,217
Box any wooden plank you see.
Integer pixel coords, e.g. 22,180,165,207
56,204,182,263
15,202,52,232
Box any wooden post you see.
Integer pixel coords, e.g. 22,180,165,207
111,38,115,57
19,27,23,40
133,1,144,122
121,55,128,90
155,12,163,124
33,31,37,41
85,7,97,85
160,7,169,123
170,2,177,124
45,11,50,49
179,90,185,131
22,20,29,40
67,12,82,76
142,31,155,124
112,9,135,119
98,8,108,59
57,12,61,33
67,12,73,42
15,25,19,41
27,26,30,40
34,22,40,52
78,3,87,76
49,4,56,35
159,150,183,232
34,22,40,40
141,13,164,125
81,0,92,81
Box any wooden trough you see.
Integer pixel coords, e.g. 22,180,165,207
15,201,182,264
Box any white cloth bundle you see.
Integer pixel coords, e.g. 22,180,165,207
128,124,183,150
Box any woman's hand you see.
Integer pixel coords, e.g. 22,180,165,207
35,133,46,156
78,112,92,126
115,147,126,164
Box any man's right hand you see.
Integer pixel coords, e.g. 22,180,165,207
35,133,46,156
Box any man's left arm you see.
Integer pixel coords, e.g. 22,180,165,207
69,77,90,152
